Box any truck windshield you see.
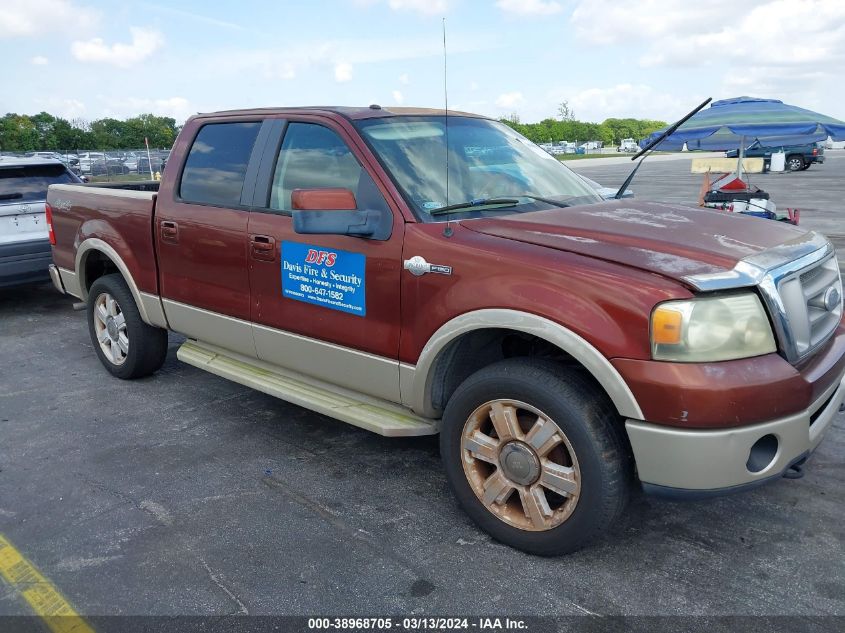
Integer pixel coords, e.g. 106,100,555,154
0,164,77,203
355,115,601,221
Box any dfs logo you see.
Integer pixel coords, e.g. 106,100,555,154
305,249,337,267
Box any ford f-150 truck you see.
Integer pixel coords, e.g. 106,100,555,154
46,106,845,555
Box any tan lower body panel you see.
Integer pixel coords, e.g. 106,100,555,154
626,374,845,490
177,340,439,437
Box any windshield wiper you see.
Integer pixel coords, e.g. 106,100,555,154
614,96,712,199
429,198,520,216
0,193,24,201
521,194,572,208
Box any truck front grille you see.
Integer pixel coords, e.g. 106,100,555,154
776,254,842,360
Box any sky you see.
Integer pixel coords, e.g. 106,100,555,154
2,0,845,125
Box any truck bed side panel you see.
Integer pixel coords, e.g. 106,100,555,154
47,184,158,295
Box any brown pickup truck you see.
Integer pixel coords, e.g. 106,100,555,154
46,106,845,555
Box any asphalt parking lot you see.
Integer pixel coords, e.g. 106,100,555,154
1,156,844,624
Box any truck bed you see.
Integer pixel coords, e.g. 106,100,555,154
47,182,161,300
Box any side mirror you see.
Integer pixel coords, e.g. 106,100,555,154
291,188,392,240
292,188,357,211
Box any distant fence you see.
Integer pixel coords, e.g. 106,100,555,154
0,147,173,181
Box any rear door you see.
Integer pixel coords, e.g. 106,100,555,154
155,118,270,357
245,116,405,402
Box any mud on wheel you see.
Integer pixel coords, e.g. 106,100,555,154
440,358,631,556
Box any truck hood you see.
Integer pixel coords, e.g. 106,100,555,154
460,199,809,284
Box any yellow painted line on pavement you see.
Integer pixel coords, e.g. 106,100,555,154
0,534,94,633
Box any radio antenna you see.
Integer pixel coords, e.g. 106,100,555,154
442,17,453,237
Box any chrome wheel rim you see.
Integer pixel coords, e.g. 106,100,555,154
788,158,802,170
461,399,581,532
93,292,128,366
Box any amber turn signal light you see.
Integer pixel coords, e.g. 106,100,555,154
652,306,683,345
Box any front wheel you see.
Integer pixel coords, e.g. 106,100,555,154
87,273,168,379
440,358,631,556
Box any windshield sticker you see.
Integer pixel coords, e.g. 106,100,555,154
422,201,444,210
281,241,366,317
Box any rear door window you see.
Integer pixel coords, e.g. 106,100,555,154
0,164,76,203
179,122,261,207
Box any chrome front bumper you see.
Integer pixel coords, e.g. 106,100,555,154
626,372,845,496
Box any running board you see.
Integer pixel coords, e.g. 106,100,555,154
177,340,438,437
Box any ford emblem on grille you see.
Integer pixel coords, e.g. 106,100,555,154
824,286,841,312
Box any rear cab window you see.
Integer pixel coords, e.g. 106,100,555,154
179,122,262,207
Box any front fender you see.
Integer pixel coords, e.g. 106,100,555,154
401,308,644,420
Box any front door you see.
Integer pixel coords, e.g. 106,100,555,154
246,117,405,402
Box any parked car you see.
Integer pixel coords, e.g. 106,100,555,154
46,105,845,556
121,152,144,172
136,155,164,175
725,140,825,171
77,152,105,175
618,138,639,152
0,157,81,288
89,158,130,176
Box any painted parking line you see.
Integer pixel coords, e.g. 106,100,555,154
0,534,93,633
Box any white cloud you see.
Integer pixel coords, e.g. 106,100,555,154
30,56,49,65
209,36,485,85
495,91,524,109
0,0,98,38
387,0,449,15
570,0,845,108
145,4,245,31
334,62,353,82
470,81,479,91
35,98,87,120
496,0,562,16
399,73,410,85
392,90,405,104
71,27,164,67
102,97,195,122
563,84,691,121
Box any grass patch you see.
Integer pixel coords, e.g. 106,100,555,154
556,153,609,161
88,173,156,183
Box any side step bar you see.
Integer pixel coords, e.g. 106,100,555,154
177,340,439,437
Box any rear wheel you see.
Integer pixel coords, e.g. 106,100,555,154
440,358,631,556
786,155,805,171
87,274,168,379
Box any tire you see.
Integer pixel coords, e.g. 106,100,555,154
786,155,804,171
87,273,168,379
440,358,631,556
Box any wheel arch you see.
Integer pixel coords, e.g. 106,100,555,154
403,309,644,420
75,238,168,328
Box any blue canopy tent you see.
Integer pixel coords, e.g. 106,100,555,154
642,96,845,151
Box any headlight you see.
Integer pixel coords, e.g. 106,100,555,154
651,293,776,362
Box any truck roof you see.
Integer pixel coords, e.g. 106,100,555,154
192,105,488,122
